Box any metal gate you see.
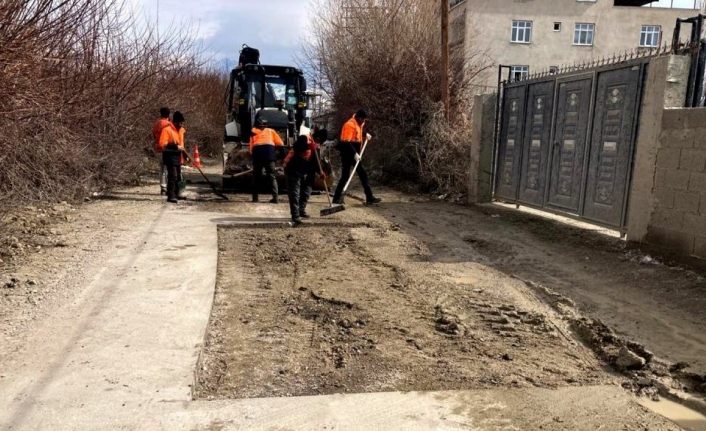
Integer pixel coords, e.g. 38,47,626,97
494,58,649,230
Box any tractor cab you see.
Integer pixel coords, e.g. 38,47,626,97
224,65,308,145
223,62,309,187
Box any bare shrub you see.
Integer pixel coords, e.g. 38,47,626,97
170,70,229,156
416,107,475,197
302,0,490,195
0,0,225,210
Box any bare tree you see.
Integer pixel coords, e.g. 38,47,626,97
0,0,225,209
302,0,490,194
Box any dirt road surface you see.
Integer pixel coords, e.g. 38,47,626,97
1,169,705,430
197,225,610,399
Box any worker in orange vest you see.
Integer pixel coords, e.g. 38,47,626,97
249,115,284,203
284,128,328,224
152,107,171,195
332,109,380,205
158,111,186,203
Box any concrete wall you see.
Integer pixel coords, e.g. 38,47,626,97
645,108,706,258
627,55,691,241
468,94,497,203
453,0,699,91
624,54,706,261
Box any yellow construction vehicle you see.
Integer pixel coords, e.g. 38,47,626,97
222,45,333,191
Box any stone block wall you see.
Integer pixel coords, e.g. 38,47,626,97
646,108,706,259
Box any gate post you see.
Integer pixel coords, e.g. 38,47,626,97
625,55,691,242
468,94,497,204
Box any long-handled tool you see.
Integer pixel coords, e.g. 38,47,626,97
182,150,230,200
316,150,344,217
227,169,254,179
339,135,370,198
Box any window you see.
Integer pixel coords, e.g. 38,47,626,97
554,22,562,32
574,23,595,46
247,75,299,110
511,20,532,43
640,25,661,47
510,65,529,81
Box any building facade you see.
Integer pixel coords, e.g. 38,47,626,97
450,0,703,91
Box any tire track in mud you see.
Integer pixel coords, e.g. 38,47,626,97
196,224,611,399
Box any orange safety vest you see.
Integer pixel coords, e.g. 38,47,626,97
340,115,364,143
158,123,182,153
177,126,187,164
284,135,317,167
249,127,284,153
153,118,170,152
177,126,186,148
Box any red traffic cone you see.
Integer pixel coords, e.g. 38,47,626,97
192,145,203,168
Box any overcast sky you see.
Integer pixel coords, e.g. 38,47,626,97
130,0,312,69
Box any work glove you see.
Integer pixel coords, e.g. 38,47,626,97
354,153,361,162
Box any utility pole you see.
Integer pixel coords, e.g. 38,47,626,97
441,0,450,121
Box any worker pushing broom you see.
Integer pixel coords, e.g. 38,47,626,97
286,109,382,224
294,109,382,220
331,109,381,208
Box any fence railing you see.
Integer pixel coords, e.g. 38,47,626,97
504,45,670,85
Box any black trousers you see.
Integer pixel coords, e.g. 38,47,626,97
166,165,182,200
162,146,182,201
252,159,278,201
333,144,373,202
286,170,313,220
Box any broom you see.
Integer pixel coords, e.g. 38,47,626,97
315,149,344,216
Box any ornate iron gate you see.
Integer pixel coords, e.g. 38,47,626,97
494,58,648,230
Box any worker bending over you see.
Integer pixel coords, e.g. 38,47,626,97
250,116,284,203
152,107,171,195
332,109,381,205
158,111,186,203
284,129,328,224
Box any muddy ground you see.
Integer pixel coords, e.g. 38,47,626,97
196,223,614,399
369,197,706,374
195,187,706,421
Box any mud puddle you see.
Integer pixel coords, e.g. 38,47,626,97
640,398,706,431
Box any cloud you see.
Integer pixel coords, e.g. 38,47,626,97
132,0,312,66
